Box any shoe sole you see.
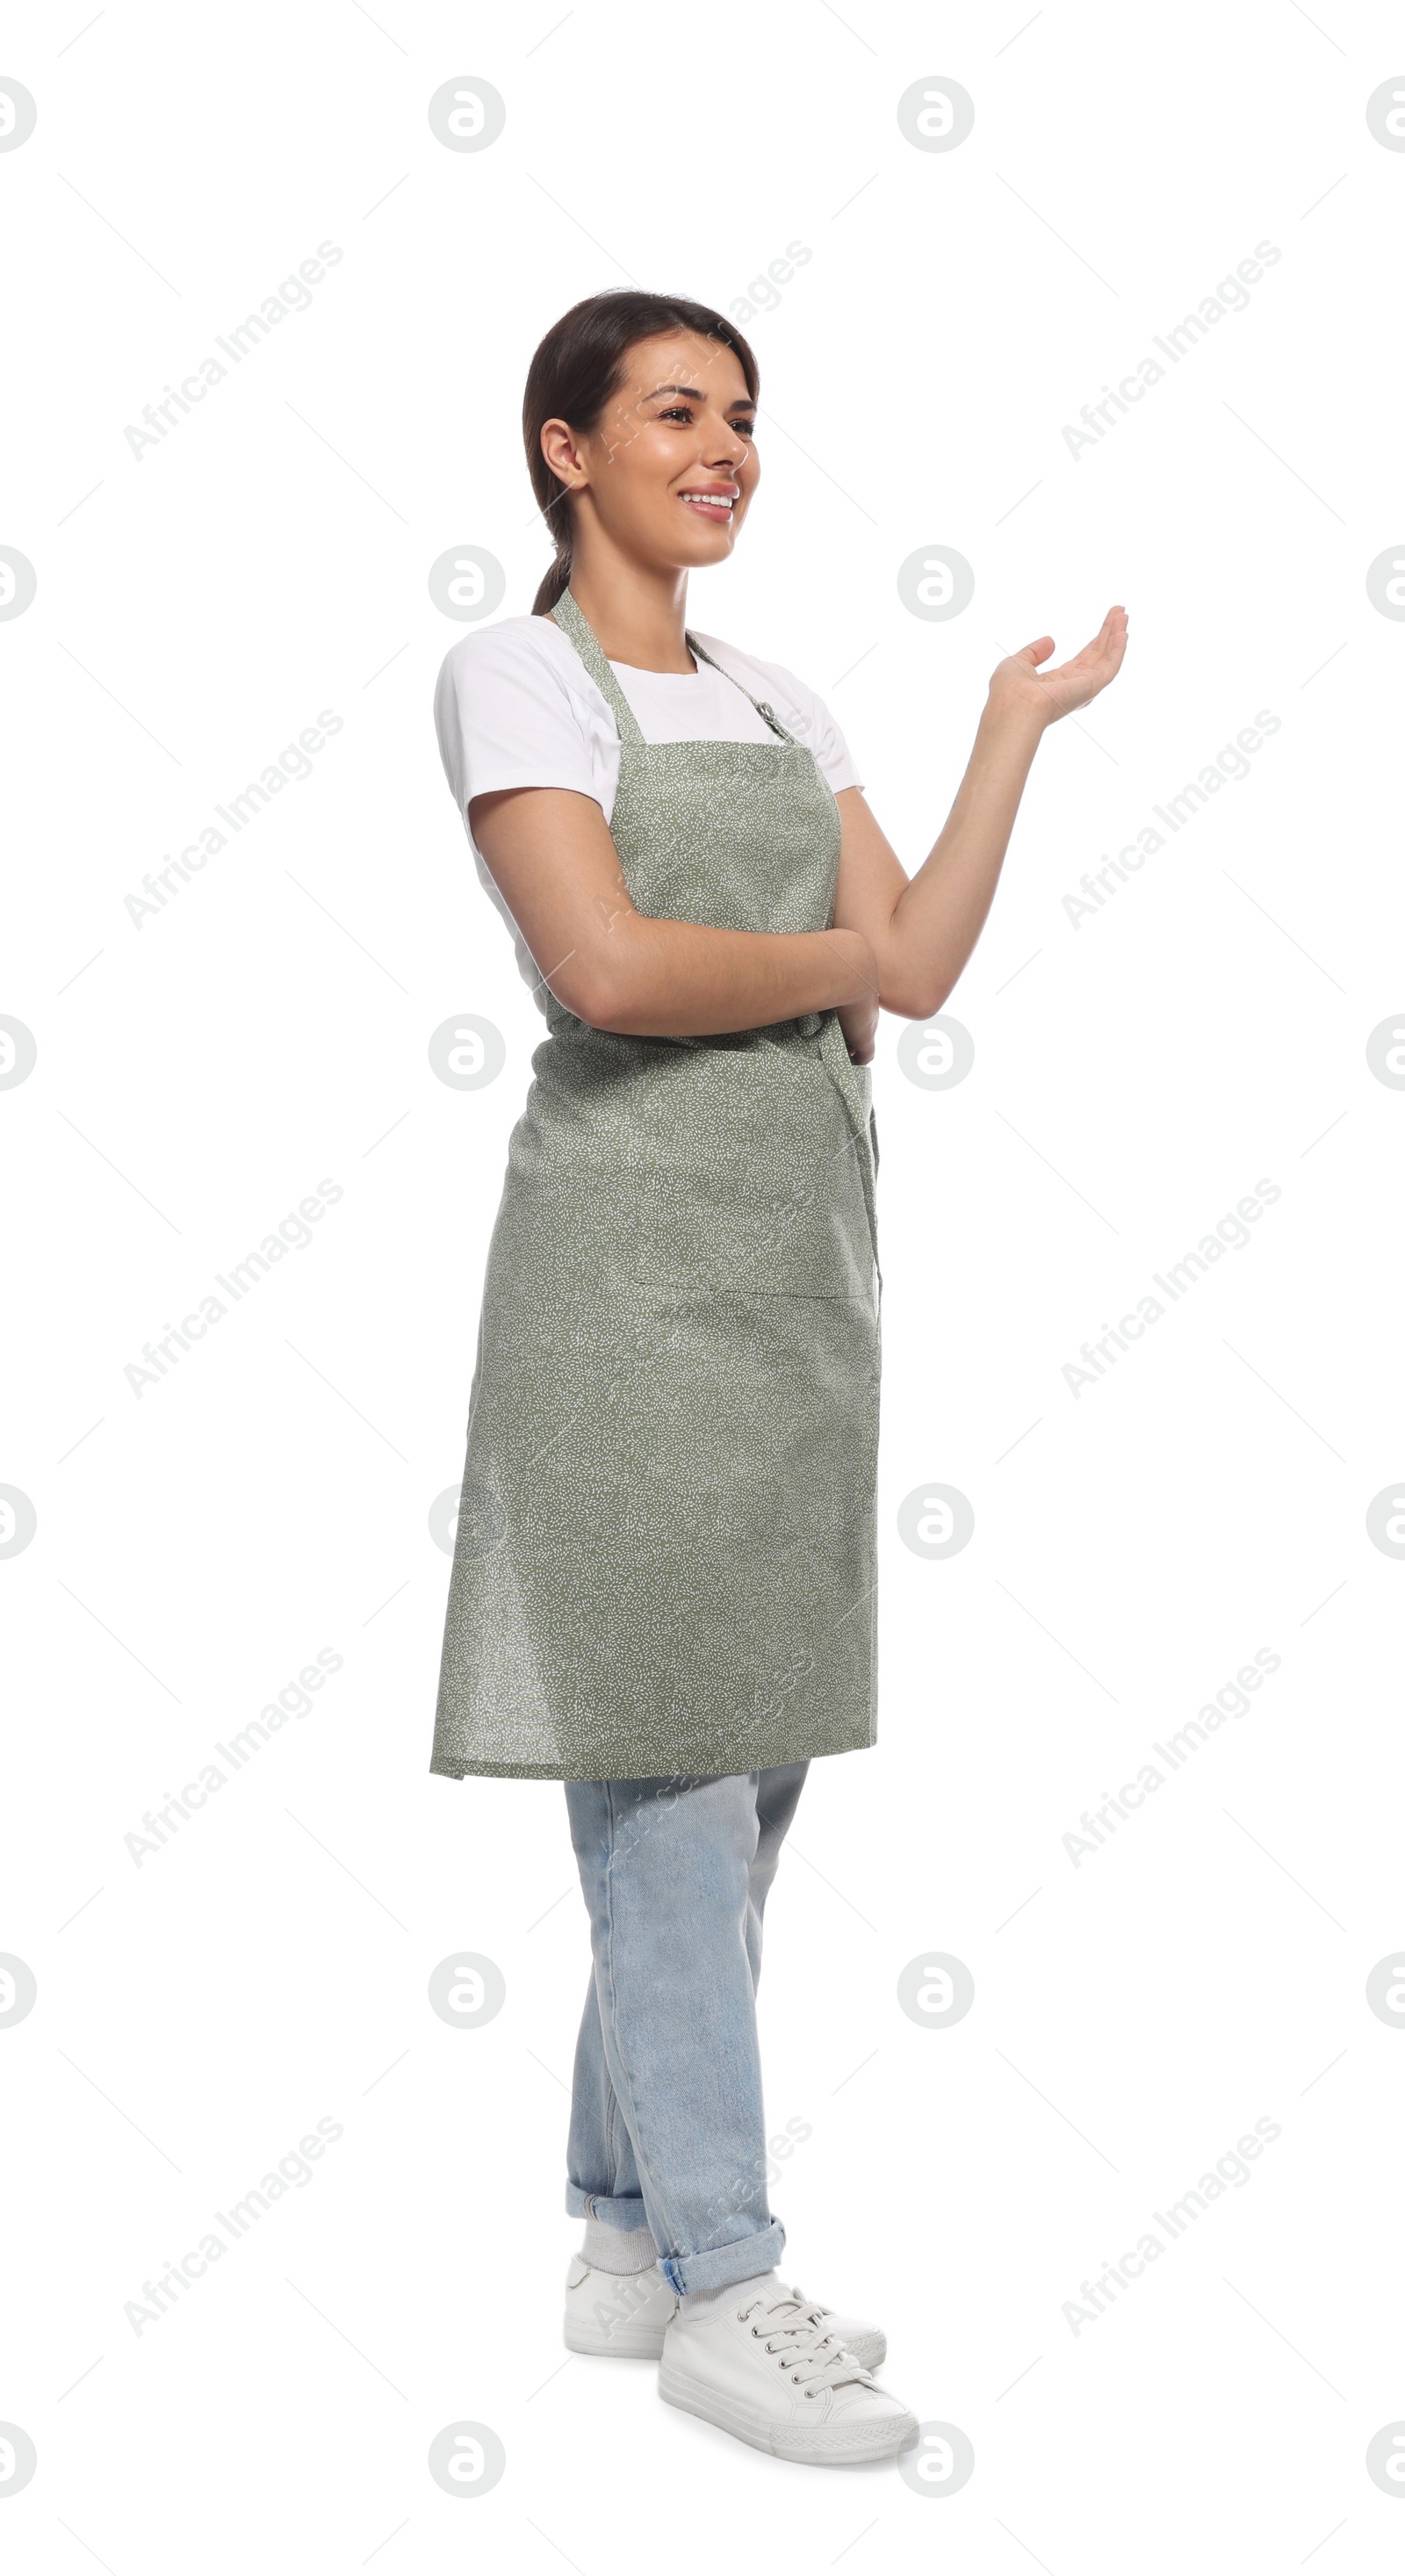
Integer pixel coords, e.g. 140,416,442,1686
659,2359,916,2466
565,2316,667,2360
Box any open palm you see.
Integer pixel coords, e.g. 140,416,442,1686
991,606,1128,725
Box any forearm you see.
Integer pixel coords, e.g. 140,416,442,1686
572,918,876,1039
469,786,877,1041
878,697,1046,1017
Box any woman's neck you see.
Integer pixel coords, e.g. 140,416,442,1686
564,533,695,673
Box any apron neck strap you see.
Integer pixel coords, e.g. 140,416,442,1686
549,590,645,744
686,633,796,741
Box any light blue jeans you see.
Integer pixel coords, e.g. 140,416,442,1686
563,1765,809,2296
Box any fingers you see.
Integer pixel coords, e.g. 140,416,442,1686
1005,611,1128,711
1021,615,1124,676
1077,611,1128,671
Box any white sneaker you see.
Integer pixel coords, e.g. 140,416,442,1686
563,2259,886,2371
659,2280,918,2466
563,2255,677,2358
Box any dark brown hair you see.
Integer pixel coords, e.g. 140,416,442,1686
522,292,760,616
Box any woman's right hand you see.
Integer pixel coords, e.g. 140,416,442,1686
828,927,879,1063
837,992,879,1064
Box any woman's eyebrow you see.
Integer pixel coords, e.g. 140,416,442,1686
640,382,755,408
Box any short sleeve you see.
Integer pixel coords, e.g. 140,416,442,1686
433,619,607,822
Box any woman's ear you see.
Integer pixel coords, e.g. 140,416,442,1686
540,417,586,490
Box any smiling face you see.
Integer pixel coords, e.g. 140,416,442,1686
540,329,760,575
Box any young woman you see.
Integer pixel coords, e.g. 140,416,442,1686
429,291,1127,2467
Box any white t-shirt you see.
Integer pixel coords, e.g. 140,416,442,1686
434,612,862,1001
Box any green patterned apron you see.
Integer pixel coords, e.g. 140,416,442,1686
430,588,881,1781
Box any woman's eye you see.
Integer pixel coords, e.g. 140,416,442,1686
654,406,755,436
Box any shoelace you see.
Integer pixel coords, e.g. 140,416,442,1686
787,2281,841,2337
736,2286,873,2397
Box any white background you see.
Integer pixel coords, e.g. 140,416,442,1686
4,0,1404,2565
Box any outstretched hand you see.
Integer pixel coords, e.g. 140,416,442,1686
989,606,1128,727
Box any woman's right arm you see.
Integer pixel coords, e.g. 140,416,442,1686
471,786,878,1041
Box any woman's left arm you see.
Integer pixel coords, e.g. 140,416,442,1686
832,607,1128,1054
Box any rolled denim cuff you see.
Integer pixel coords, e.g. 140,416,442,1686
566,2183,651,2229
657,2216,787,2298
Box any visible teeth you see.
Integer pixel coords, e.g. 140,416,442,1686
683,493,733,508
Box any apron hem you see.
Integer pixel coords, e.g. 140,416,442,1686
429,1731,876,1783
